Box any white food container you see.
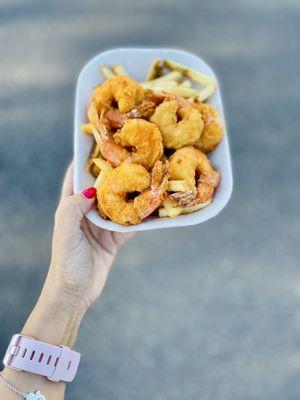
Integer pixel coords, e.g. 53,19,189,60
74,48,233,232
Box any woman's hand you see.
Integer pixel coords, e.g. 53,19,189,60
0,162,134,400
46,162,133,313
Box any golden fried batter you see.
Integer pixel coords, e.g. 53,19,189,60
193,102,224,153
88,76,144,130
169,146,220,204
97,161,169,226
99,118,163,169
92,76,144,113
150,99,204,149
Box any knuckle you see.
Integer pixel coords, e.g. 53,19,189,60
55,198,72,220
55,196,82,223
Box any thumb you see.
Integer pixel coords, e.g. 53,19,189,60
55,186,97,231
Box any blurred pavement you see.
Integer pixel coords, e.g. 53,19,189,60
0,0,300,399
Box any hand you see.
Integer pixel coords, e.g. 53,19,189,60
0,162,134,399
45,162,134,312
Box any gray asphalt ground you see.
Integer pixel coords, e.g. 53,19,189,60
0,1,300,399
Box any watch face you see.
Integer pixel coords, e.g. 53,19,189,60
25,391,46,400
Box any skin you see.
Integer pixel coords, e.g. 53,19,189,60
0,163,133,400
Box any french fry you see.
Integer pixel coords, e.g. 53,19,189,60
81,123,94,134
153,71,182,82
85,142,101,172
159,207,178,218
164,59,217,100
141,71,182,88
180,79,192,88
197,82,217,101
141,80,178,90
164,59,212,84
146,59,163,81
94,172,103,189
92,158,109,170
93,159,113,189
113,64,129,76
159,198,212,218
100,65,115,79
167,180,191,192
90,156,106,177
91,125,104,149
91,163,100,177
159,198,181,218
150,85,199,98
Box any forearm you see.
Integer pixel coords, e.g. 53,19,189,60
0,271,86,400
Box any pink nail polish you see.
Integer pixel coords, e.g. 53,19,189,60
81,186,97,199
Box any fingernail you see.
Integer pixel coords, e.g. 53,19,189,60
81,186,97,199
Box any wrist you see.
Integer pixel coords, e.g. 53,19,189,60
21,270,87,348
38,286,87,324
22,298,84,348
42,267,90,316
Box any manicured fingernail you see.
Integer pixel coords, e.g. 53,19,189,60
81,186,97,199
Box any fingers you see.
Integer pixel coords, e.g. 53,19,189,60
87,220,135,252
61,162,74,199
58,164,135,248
55,187,97,232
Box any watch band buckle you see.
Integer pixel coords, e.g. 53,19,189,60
2,334,27,370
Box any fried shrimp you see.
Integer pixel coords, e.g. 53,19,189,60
93,76,144,113
114,119,163,168
150,99,204,149
192,101,224,153
88,76,144,129
97,161,169,226
99,114,163,169
169,146,220,205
